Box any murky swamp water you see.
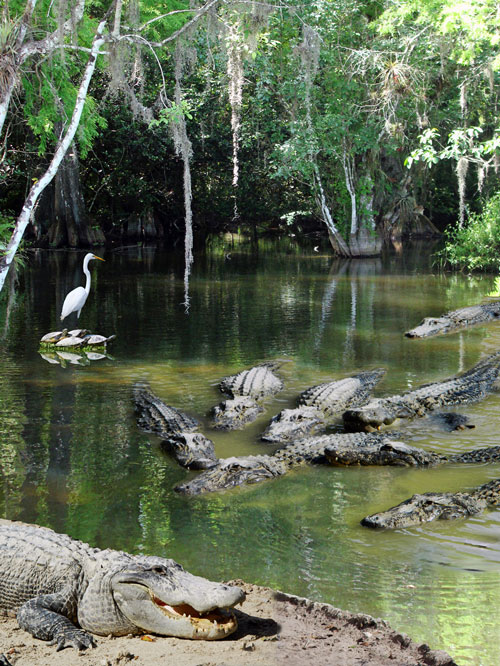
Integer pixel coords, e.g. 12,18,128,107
1,239,500,665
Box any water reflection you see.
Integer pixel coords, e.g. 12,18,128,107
0,240,500,665
39,350,112,366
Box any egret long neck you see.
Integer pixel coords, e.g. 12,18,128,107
83,256,92,294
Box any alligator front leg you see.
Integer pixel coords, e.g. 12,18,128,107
17,593,96,651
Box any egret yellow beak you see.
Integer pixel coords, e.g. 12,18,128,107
93,255,105,261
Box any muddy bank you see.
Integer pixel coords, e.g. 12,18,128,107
0,581,458,666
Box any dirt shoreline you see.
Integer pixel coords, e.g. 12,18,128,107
0,580,458,666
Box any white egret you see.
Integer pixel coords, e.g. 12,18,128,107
60,253,104,321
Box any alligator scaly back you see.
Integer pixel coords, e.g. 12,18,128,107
133,384,199,438
219,362,284,399
298,369,385,413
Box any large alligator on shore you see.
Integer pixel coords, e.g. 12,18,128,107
405,302,500,338
361,478,500,529
343,352,500,432
175,432,404,495
134,385,218,469
261,369,385,443
0,520,244,650
211,362,284,430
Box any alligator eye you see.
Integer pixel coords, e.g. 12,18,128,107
151,565,168,575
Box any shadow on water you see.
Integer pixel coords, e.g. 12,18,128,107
0,238,499,665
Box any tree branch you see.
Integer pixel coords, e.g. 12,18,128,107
0,18,108,292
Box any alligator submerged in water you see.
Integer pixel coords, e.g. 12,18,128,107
134,385,218,469
405,302,500,338
0,520,244,650
343,352,500,432
261,370,385,443
210,362,285,430
361,479,500,529
325,439,500,467
176,434,500,495
175,432,403,495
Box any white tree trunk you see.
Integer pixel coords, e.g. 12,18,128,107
314,167,351,257
0,19,107,293
342,148,358,236
0,76,16,139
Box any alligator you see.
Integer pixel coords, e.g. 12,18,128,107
343,352,500,432
405,302,500,338
361,478,500,529
134,385,217,470
211,396,264,430
325,439,500,467
160,433,219,470
430,412,475,431
0,519,245,650
261,370,385,443
175,432,399,495
210,362,284,430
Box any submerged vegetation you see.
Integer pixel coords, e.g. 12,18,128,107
0,0,500,282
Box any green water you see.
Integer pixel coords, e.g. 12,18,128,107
1,239,500,665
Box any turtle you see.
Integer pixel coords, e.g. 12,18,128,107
81,334,116,346
55,335,85,348
40,329,68,344
68,328,90,338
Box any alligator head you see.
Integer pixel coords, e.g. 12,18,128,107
405,317,450,339
79,554,245,639
261,406,323,443
161,433,218,470
325,439,445,467
175,456,286,495
361,491,487,529
342,399,404,431
211,396,263,430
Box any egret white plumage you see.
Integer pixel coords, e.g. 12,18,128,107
60,253,104,321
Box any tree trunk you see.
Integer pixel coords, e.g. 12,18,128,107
47,143,102,247
314,168,351,258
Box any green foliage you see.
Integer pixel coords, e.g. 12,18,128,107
406,127,500,168
0,211,14,253
149,100,194,128
439,191,500,270
22,52,107,157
